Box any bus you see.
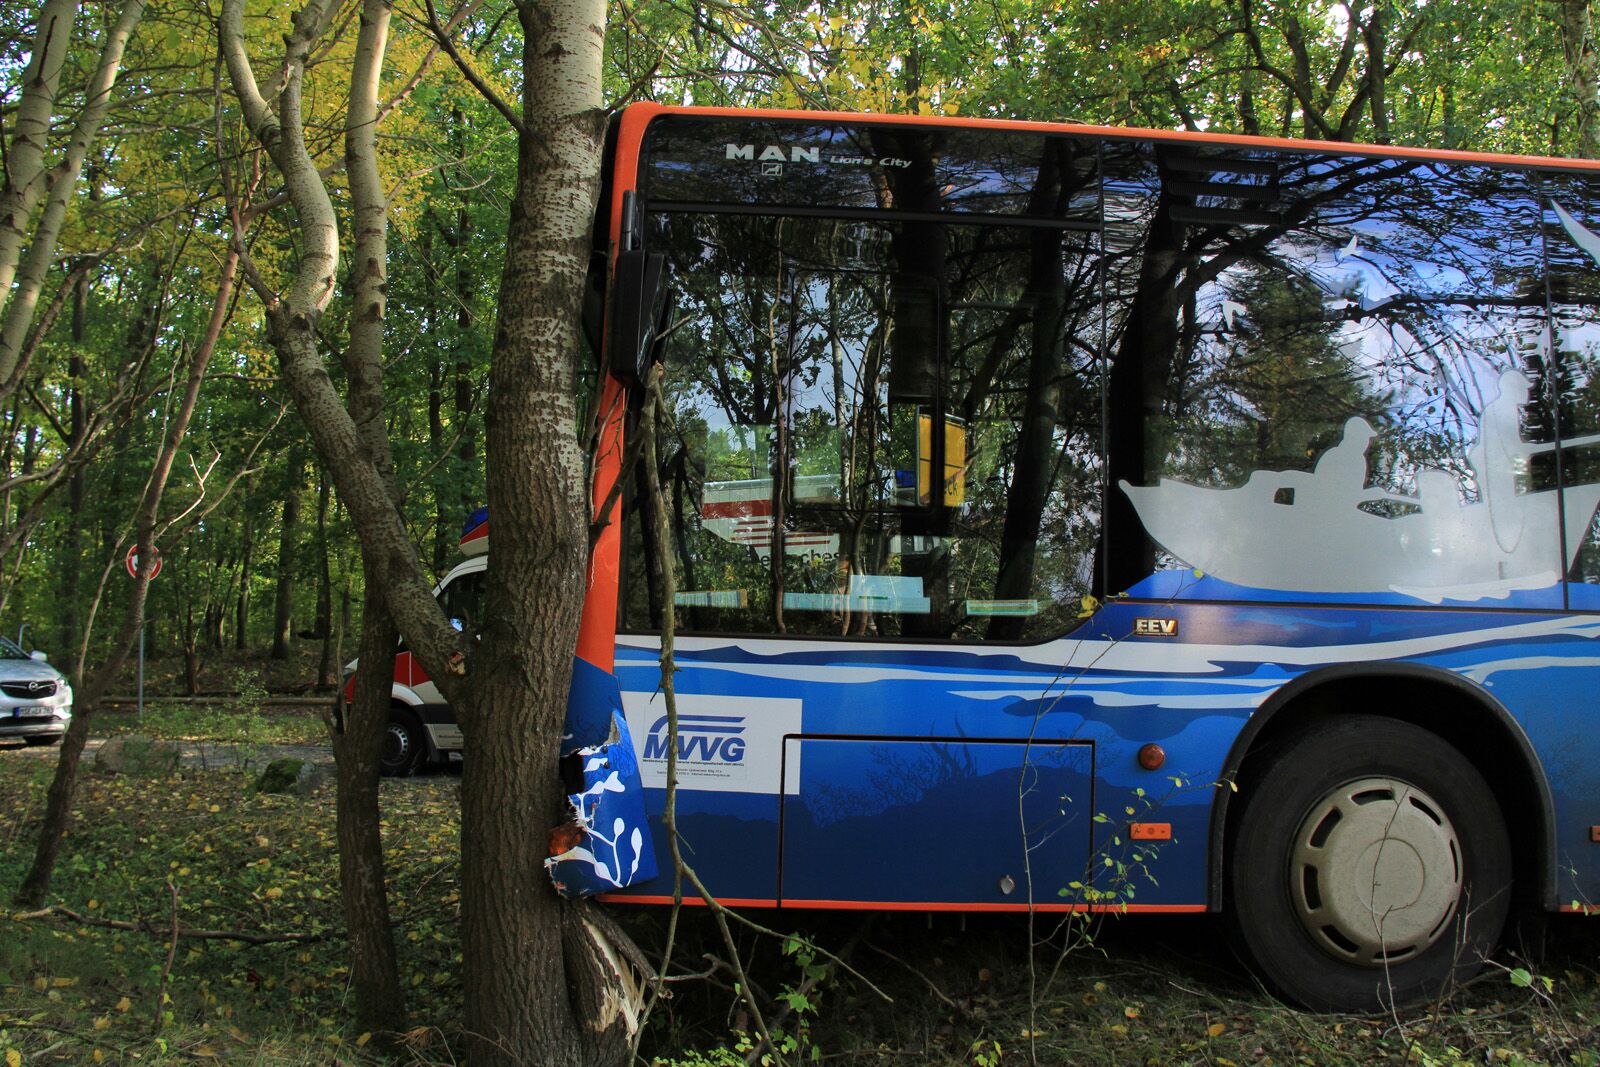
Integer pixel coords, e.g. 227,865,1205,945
381,104,1600,1012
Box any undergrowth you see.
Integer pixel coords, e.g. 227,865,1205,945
96,701,327,747
1,755,1597,1065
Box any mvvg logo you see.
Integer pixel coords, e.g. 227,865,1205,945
642,714,747,763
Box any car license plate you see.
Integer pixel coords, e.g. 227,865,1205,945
12,707,51,718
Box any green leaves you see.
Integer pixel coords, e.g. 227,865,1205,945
1509,966,1555,993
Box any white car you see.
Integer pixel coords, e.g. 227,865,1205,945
0,636,72,746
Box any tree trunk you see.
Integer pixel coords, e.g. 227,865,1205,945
206,596,225,650
219,0,640,1060
332,566,406,1035
330,0,409,1035
1563,0,1600,158
316,469,335,687
184,632,201,695
1362,1,1391,144
0,0,146,398
57,273,88,650
453,122,478,536
0,0,77,324
273,447,304,658
429,353,449,573
455,2,638,1063
237,520,254,650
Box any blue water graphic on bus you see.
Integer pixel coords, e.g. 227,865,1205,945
605,588,1600,910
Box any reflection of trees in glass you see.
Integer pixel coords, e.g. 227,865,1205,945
1101,144,1553,594
1167,265,1387,488
634,148,1106,640
625,119,1600,621
1542,178,1600,583
942,249,1102,637
640,212,903,635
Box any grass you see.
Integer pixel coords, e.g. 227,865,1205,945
95,701,329,748
2,750,1598,1065
1,755,461,1064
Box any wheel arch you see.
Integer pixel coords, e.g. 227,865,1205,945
1207,661,1556,911
391,685,424,707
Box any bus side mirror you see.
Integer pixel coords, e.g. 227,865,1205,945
610,249,670,382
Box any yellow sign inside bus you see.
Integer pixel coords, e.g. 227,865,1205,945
918,412,967,506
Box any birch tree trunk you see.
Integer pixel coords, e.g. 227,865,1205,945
1563,0,1600,158
334,0,407,1035
446,2,638,1062
220,0,418,1038
0,0,78,317
222,0,640,1058
0,0,146,395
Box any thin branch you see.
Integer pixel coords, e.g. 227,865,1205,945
20,381,69,443
15,904,325,945
420,0,525,134
1,258,93,400
158,403,287,541
153,880,180,1030
378,0,487,125
865,942,973,1019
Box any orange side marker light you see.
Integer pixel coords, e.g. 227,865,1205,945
1130,823,1171,841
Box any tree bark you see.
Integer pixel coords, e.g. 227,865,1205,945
453,114,478,537
0,0,146,396
222,0,641,1059
332,566,405,1035
57,272,89,651
220,0,465,666
234,520,253,650
1563,0,1600,158
316,469,336,687
454,2,637,1062
0,0,78,322
273,447,304,658
336,0,408,1035
1362,1,1391,144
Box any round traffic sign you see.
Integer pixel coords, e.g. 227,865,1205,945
126,544,162,580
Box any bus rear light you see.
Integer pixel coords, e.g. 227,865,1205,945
1137,743,1166,770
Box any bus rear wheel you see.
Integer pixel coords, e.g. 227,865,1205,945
1227,715,1511,1011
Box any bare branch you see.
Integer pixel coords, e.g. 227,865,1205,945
15,904,325,945
421,0,526,134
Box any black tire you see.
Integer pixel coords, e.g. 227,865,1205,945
1227,715,1512,1012
379,707,425,777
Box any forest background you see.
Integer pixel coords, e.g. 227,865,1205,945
3,0,1592,676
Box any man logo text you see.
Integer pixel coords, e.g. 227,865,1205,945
726,144,821,163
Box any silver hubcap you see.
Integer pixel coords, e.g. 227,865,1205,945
384,723,411,764
1290,777,1461,965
